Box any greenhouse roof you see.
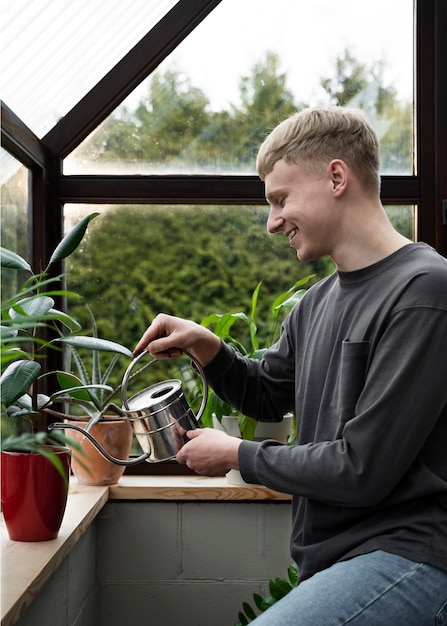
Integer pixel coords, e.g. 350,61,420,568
0,0,178,138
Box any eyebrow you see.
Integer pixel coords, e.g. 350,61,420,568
265,187,287,204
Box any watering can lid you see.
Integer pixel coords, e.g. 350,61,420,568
124,379,183,412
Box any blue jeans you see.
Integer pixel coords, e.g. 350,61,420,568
251,551,447,625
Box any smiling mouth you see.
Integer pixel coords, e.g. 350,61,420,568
287,228,298,245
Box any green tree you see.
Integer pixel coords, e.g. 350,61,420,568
78,70,210,165
186,52,300,170
321,48,412,173
134,70,210,163
66,205,330,352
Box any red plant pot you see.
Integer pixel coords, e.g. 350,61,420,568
1,447,71,542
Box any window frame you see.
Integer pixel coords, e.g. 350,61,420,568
1,0,446,465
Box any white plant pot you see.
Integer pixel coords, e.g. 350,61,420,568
211,413,294,486
213,413,293,443
225,468,258,486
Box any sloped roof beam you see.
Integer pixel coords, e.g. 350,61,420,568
43,0,222,159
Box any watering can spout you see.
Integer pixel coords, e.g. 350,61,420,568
48,422,150,466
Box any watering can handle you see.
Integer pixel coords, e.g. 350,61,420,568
121,349,208,422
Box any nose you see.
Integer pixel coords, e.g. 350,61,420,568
266,206,284,234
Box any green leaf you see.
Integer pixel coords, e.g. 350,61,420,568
56,335,133,358
51,379,113,406
271,275,314,317
258,595,276,610
0,359,41,407
15,393,51,410
242,602,257,621
201,311,251,341
200,391,232,427
250,281,262,321
238,414,257,440
48,309,82,332
0,247,32,272
9,295,54,319
251,348,267,360
288,563,299,587
253,594,265,611
55,371,91,398
68,346,91,385
48,212,99,267
0,325,18,340
6,406,40,420
236,613,249,626
269,577,293,600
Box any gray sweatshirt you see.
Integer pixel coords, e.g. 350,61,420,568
204,243,447,582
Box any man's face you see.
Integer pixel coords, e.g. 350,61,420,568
264,158,337,262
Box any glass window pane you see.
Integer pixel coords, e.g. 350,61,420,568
1,149,31,440
63,203,333,353
384,205,416,242
1,0,178,137
65,0,414,176
1,148,31,299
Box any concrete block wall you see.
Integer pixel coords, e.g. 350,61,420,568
97,501,292,626
11,499,292,626
14,524,97,626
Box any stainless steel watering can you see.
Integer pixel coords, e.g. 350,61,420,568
49,349,207,466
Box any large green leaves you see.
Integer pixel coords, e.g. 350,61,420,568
0,247,32,272
56,335,133,358
10,295,55,318
0,359,41,407
52,371,114,411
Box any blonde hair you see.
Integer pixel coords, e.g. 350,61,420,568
256,106,380,195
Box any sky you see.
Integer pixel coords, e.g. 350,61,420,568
1,0,413,140
170,0,414,111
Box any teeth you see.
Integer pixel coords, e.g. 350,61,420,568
288,229,297,241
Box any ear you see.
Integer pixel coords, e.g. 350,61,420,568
328,159,349,197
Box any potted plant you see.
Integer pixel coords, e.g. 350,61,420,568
0,213,100,540
47,307,135,486
200,277,313,439
199,277,313,484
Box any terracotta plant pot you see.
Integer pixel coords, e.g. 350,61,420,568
1,446,71,541
65,417,133,486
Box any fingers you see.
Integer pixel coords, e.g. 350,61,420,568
185,428,203,439
176,428,241,476
133,314,174,356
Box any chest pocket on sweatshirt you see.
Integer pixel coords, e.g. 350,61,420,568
335,339,371,437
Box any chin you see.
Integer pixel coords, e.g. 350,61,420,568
296,249,318,263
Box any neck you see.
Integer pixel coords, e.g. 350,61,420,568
332,203,412,272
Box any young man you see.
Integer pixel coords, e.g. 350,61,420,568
135,107,447,625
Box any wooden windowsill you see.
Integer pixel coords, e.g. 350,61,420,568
108,474,292,501
1,476,290,626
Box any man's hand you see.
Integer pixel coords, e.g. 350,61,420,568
176,428,242,476
134,313,221,366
